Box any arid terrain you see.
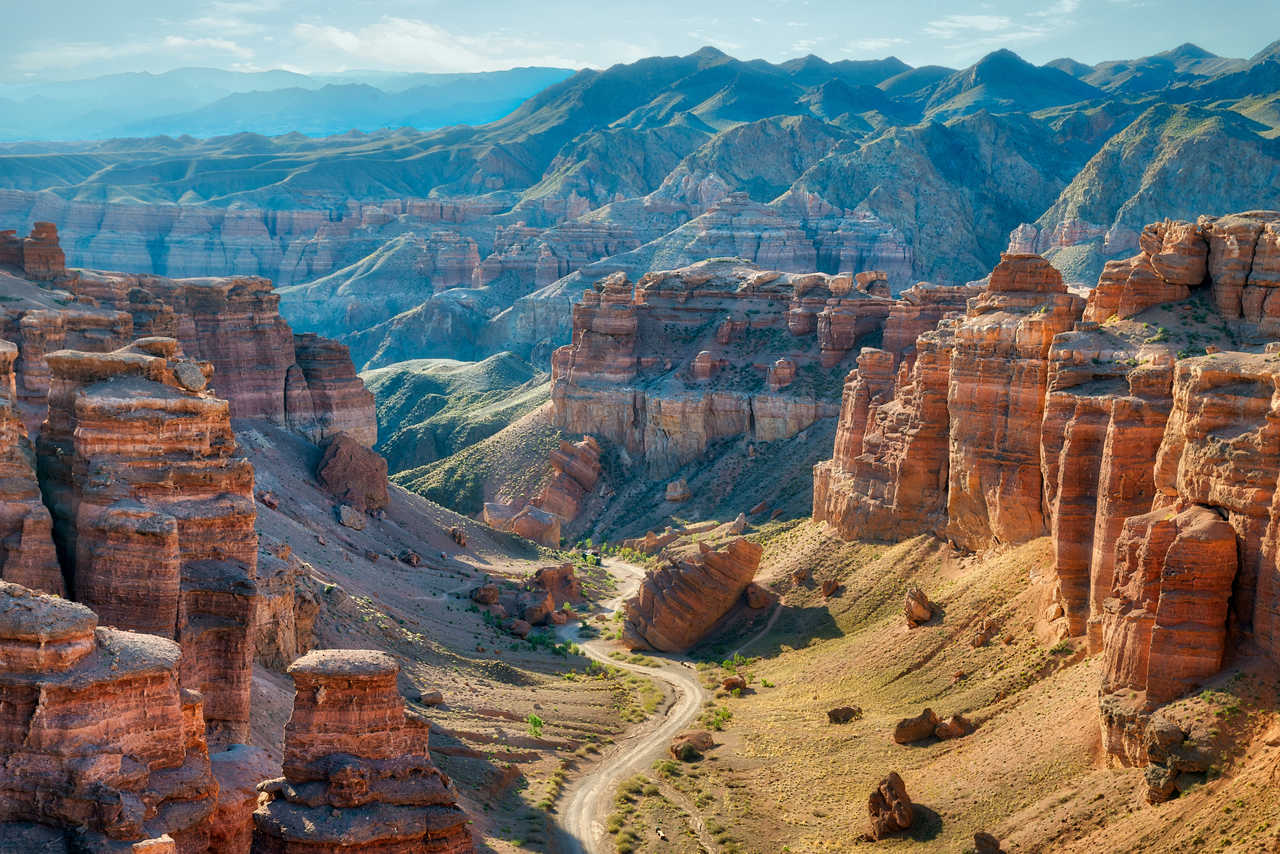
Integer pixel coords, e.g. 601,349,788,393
1,22,1280,854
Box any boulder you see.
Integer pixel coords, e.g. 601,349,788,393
904,587,933,626
470,583,500,606
745,582,776,609
336,503,367,530
934,714,972,740
892,708,940,744
508,619,532,639
827,706,862,724
722,674,747,692
670,730,715,761
821,578,840,597
665,478,692,502
623,538,763,652
316,432,389,513
867,771,914,840
974,831,1004,853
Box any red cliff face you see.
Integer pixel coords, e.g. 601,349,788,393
0,340,62,595
622,538,763,652
551,260,887,477
814,211,1280,769
253,649,474,853
0,582,218,850
813,323,957,540
945,254,1085,550
37,338,258,749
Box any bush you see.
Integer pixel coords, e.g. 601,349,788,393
527,713,544,738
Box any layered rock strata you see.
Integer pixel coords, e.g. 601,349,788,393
0,340,62,594
0,581,218,850
622,538,763,652
814,211,1280,770
37,338,258,748
253,649,473,853
551,260,889,477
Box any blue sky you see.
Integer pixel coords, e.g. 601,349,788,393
6,0,1279,81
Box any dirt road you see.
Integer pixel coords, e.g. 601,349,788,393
555,559,707,854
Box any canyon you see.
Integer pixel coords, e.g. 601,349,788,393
813,210,1280,780
1,43,1276,375
0,223,471,852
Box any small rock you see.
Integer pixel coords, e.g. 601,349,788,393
415,690,445,706
828,706,863,724
821,578,839,597
172,360,208,391
363,550,379,562
398,549,421,566
934,714,972,740
336,504,367,530
665,478,692,502
974,831,1003,853
749,500,769,515
792,566,811,583
255,490,279,510
971,618,995,647
550,610,569,626
470,583,500,606
508,619,532,639
449,526,467,547
867,771,913,840
904,587,932,626
892,708,940,744
670,730,714,761
722,674,747,692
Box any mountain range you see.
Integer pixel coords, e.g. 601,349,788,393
0,40,1277,372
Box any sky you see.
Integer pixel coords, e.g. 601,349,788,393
5,0,1279,82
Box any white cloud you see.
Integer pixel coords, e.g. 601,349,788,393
163,36,253,59
846,36,909,53
924,14,1019,38
1030,0,1082,17
290,18,589,72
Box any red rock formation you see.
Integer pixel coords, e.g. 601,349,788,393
867,772,914,840
1099,506,1238,764
552,260,870,476
881,281,982,360
292,333,378,446
0,581,218,850
253,649,473,853
813,323,955,540
316,432,389,513
530,435,602,523
945,254,1084,550
623,538,762,652
37,338,258,748
0,340,63,595
20,221,65,280
54,263,377,447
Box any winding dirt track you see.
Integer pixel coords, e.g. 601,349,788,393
555,558,778,854
555,558,708,854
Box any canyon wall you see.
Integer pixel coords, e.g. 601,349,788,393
550,260,918,478
813,211,1280,767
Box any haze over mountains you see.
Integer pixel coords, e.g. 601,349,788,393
0,66,575,140
1,39,1277,374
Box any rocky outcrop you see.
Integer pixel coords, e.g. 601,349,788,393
292,334,378,446
622,538,763,652
881,281,982,361
867,772,914,840
0,340,62,595
37,338,258,749
0,222,67,280
1098,506,1238,764
551,260,881,477
945,254,1085,549
253,649,473,853
0,581,218,850
316,432,389,514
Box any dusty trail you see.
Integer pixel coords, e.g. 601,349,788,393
555,557,779,854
